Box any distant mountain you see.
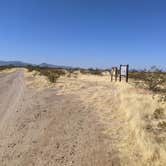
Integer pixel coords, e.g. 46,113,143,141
39,63,72,69
0,61,32,66
0,61,72,69
39,63,58,68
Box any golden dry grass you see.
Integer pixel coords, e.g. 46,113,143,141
24,69,166,165
0,68,17,74
24,69,53,90
55,73,166,166
116,83,166,166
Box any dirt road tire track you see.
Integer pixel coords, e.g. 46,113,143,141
0,70,25,127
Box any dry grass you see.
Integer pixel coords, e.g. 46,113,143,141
1,66,166,165
129,70,166,93
24,69,53,90
24,68,166,165
0,67,17,73
54,72,166,166
116,83,166,166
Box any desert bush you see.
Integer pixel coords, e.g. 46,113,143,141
79,69,90,75
153,108,165,119
27,65,41,72
129,71,146,80
144,73,165,92
129,69,166,93
47,73,59,83
157,121,166,129
0,65,15,71
158,95,166,103
26,66,66,83
88,68,103,75
79,68,104,75
27,65,34,72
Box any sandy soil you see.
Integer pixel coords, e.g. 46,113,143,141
0,69,165,166
0,69,122,166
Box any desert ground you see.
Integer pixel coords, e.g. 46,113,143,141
0,68,165,166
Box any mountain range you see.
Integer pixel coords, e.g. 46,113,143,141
0,60,71,68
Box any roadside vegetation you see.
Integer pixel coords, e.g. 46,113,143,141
126,66,166,165
79,68,104,75
0,65,16,71
26,65,67,83
129,66,166,105
26,65,108,83
0,64,166,165
129,66,166,92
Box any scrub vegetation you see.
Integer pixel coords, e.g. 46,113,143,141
0,65,16,71
129,66,166,92
26,65,107,83
0,65,166,165
27,65,66,83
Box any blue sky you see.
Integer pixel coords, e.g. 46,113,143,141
0,0,166,69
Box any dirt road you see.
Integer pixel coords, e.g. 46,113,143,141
0,69,122,166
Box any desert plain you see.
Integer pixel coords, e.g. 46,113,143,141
0,68,165,166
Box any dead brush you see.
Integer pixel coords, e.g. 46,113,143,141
26,66,66,83
0,65,16,71
153,108,165,119
144,73,165,92
129,67,166,93
157,121,166,129
80,68,104,76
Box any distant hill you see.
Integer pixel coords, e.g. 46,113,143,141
0,61,31,67
0,61,72,69
39,63,72,69
39,63,59,68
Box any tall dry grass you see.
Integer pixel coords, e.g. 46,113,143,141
24,68,166,165
55,73,166,166
116,83,166,166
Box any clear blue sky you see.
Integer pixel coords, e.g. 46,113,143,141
0,0,166,69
